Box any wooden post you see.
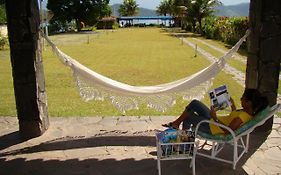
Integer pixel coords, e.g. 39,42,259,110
194,44,197,57
6,0,49,139
246,0,281,132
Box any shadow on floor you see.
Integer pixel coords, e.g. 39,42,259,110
0,131,24,151
0,135,156,156
0,130,270,175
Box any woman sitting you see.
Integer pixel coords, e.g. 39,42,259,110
162,88,268,135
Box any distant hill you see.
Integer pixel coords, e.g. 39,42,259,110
215,3,250,17
111,4,156,17
111,3,249,17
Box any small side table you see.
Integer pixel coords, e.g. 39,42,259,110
156,132,198,175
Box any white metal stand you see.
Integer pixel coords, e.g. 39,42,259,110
156,133,198,175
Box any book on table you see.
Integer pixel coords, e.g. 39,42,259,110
209,85,231,111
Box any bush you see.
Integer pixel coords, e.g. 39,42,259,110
0,35,8,50
92,26,97,31
81,26,96,31
96,20,117,29
112,22,119,30
202,16,249,46
202,17,220,39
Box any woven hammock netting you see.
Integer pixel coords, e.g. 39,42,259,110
43,30,250,113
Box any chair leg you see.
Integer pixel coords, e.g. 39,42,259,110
157,159,161,175
233,139,238,170
211,141,216,157
245,134,250,153
192,154,196,175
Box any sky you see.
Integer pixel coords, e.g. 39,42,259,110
109,0,250,10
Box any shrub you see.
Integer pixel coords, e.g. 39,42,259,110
0,35,8,50
202,16,249,46
112,22,119,30
217,17,247,45
202,17,220,39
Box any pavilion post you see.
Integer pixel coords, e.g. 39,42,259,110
246,0,281,132
5,0,49,139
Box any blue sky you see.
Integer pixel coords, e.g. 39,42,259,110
109,0,250,10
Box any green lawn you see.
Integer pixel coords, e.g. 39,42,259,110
0,28,275,117
184,36,247,73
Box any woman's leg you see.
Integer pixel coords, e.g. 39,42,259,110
183,114,211,133
165,100,210,128
185,99,211,118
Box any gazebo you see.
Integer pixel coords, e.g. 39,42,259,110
97,16,117,29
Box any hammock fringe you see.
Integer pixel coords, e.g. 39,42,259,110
43,30,250,113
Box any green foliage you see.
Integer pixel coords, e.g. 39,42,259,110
157,0,221,32
0,35,8,50
221,17,248,45
0,4,6,23
92,26,97,31
202,17,220,39
47,0,111,31
112,22,119,29
188,0,221,33
156,0,174,16
96,19,118,29
202,16,249,46
118,0,139,16
48,20,76,34
81,26,97,31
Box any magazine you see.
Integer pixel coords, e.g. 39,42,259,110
209,85,231,111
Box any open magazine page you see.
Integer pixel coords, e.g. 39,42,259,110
209,85,231,111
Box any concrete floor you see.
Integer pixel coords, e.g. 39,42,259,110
1,116,281,175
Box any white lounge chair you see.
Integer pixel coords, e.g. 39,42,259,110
194,103,281,169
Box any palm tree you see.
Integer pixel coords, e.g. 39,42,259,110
171,0,187,28
156,0,174,16
118,0,139,16
118,0,138,26
157,0,188,27
156,0,175,26
189,0,221,33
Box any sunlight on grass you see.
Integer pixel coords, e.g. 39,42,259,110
0,50,16,115
185,37,247,73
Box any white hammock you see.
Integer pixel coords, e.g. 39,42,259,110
44,30,249,113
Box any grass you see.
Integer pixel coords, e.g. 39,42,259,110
185,36,247,73
0,28,277,117
0,50,16,115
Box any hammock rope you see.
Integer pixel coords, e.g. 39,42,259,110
43,30,250,113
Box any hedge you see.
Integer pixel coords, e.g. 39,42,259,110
202,16,249,46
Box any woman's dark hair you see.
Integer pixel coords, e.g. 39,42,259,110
242,88,269,115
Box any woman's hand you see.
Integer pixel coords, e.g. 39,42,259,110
229,97,236,111
210,106,218,121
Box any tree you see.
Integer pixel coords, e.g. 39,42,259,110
156,0,189,27
172,0,189,29
0,3,6,23
156,0,174,16
47,0,111,31
189,0,221,34
118,0,139,16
